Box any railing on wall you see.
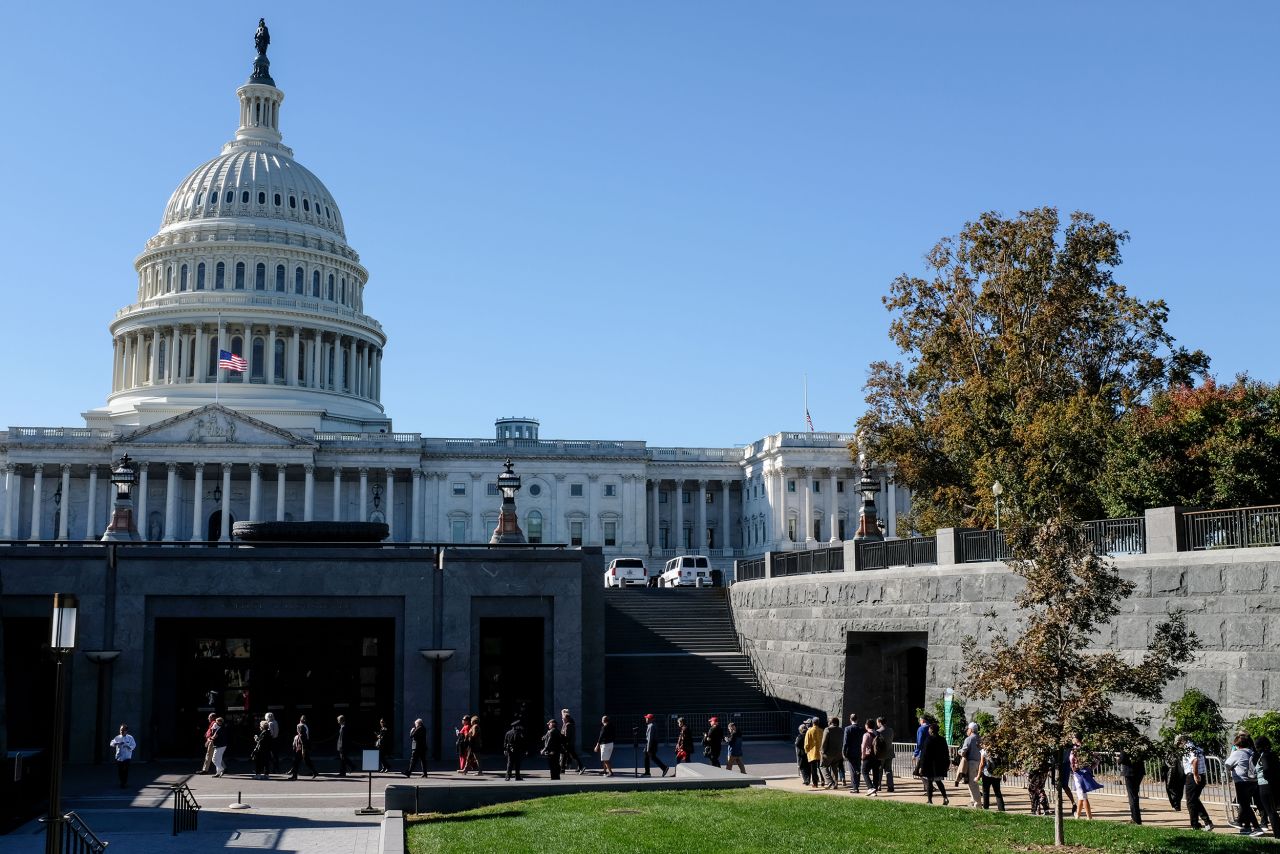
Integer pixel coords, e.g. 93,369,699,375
771,546,844,577
857,536,937,570
736,558,766,581
60,812,108,854
960,529,1009,563
1184,505,1280,551
1076,516,1147,555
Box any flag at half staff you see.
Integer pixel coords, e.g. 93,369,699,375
218,350,247,372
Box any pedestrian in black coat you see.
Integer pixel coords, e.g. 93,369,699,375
560,709,582,773
919,723,950,804
404,718,428,778
643,714,668,777
375,719,391,772
336,715,355,777
703,717,724,768
503,721,526,781
541,719,564,780
1118,748,1146,825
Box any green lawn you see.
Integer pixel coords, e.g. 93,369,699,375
406,788,1275,853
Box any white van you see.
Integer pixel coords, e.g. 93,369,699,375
604,558,647,588
660,555,711,587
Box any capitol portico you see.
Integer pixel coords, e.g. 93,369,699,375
0,30,906,561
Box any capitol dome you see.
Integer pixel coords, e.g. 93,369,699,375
86,33,391,433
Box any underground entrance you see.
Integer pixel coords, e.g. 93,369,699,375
843,631,927,734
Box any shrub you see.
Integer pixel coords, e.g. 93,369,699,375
1236,711,1280,747
1159,688,1227,757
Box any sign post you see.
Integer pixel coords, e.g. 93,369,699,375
943,687,954,747
355,749,383,816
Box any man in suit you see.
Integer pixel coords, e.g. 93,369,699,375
561,709,582,773
336,715,355,777
1118,749,1146,824
405,718,428,778
643,714,668,777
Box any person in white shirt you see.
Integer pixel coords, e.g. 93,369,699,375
109,724,137,788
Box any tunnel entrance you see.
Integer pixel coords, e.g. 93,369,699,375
843,631,928,734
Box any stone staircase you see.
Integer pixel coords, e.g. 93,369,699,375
603,587,778,717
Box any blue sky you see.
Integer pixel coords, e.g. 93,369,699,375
2,2,1276,446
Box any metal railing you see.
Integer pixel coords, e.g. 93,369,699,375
770,546,845,576
960,529,1009,563
858,536,937,570
1075,517,1147,555
171,782,201,835
59,812,107,854
736,558,766,582
1184,505,1280,551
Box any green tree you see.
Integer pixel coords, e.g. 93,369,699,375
962,519,1198,847
1157,689,1227,757
858,208,1209,533
1237,711,1280,749
1098,377,1280,516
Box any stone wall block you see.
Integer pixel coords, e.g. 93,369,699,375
1224,566,1265,594
1151,567,1185,596
1187,615,1225,648
1225,671,1265,708
1117,617,1150,650
1187,565,1223,595
1224,618,1266,650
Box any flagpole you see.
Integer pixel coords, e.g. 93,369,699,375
215,313,221,405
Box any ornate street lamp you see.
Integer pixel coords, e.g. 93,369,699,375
852,467,883,544
101,454,140,541
45,593,78,854
489,459,526,545
992,480,1004,530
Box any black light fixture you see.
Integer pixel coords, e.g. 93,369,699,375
102,455,140,541
45,593,78,853
110,454,136,500
490,459,526,544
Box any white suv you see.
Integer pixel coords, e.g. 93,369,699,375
660,555,711,587
604,558,647,588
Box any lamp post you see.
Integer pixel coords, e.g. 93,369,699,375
489,459,526,544
992,480,1004,530
45,593,78,854
852,470,883,544
101,454,140,541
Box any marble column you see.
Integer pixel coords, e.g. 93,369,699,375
587,474,599,545
190,464,205,542
194,325,206,382
801,468,814,543
29,464,44,540
358,467,369,521
148,330,160,385
167,327,178,384
696,480,708,550
266,325,277,384
303,464,315,521
721,480,731,553
384,468,395,540
136,464,149,539
620,474,631,546
649,479,660,552
276,465,287,521
57,464,71,540
290,328,300,387
776,466,788,545
85,465,99,540
4,466,19,539
470,473,482,542
332,467,343,521
410,469,423,542
674,480,684,551
219,463,232,542
248,463,262,522
436,473,447,541
828,469,840,541
164,463,177,541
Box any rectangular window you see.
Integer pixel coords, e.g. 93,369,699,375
570,483,584,497
604,484,616,497
838,519,847,540
682,492,691,504
659,491,668,504
603,521,616,547
788,480,796,493
451,519,467,543
487,483,499,496
813,519,822,540
452,482,466,496
707,528,716,549
837,481,844,493
683,526,692,548
706,492,715,504
659,526,669,549
570,520,583,547
787,518,797,542
813,481,821,493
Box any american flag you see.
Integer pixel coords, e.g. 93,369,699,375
806,408,815,432
218,349,247,372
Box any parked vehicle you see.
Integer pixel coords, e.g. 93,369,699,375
604,557,648,588
660,555,711,587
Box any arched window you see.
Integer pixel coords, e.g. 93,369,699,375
273,193,281,207
527,510,543,544
241,190,250,204
327,274,334,301
288,195,296,209
235,262,245,289
179,264,188,291
215,261,225,289
255,263,266,290
275,264,285,292
165,266,173,292
251,337,265,380
325,206,331,219
311,270,320,297
225,190,234,204
274,339,286,381
208,190,217,205
303,198,310,212
229,336,244,382
258,191,266,205
157,340,167,379
196,262,206,290
294,267,304,294
207,336,219,379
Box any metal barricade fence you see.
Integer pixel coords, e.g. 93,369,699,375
171,782,201,835
60,812,107,854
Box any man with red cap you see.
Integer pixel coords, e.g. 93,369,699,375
643,714,668,777
703,716,724,768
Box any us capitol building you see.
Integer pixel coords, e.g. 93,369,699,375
0,33,906,565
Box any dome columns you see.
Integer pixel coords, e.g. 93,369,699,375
235,83,284,145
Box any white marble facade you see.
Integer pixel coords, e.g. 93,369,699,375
0,38,909,557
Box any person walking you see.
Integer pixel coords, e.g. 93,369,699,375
796,719,812,785
109,724,137,788
503,719,526,781
465,716,483,775
843,714,861,793
456,716,471,773
1253,735,1280,839
820,716,843,788
375,718,391,772
1026,757,1051,816
335,715,354,777
210,716,229,777
805,717,824,789
541,719,564,780
594,715,616,776
561,709,582,774
288,723,311,780
642,714,668,777
919,722,950,805
675,717,694,768
724,721,747,774
703,717,724,768
1178,735,1215,832
252,721,271,779
1117,747,1145,825
978,742,1006,811
1056,744,1077,815
1069,734,1101,819
959,722,982,807
860,720,882,796
404,718,428,778
201,712,218,774
912,714,930,764
1225,732,1265,836
264,712,280,774
876,717,895,793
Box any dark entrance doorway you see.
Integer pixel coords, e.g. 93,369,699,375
477,618,544,746
843,631,928,735
2,617,57,752
207,511,235,541
152,617,394,758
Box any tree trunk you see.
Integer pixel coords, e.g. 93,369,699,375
1053,766,1065,846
